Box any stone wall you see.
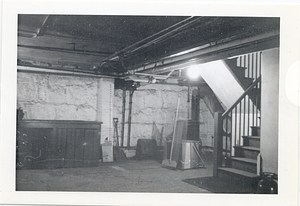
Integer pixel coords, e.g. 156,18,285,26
113,83,214,147
17,71,114,143
17,71,214,147
17,72,98,120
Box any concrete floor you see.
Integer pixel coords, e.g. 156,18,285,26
16,158,213,193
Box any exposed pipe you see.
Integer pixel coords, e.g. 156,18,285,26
18,44,112,57
17,65,118,78
121,86,127,147
127,89,135,149
129,17,205,53
102,16,202,62
130,31,279,74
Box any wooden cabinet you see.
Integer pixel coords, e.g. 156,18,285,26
17,120,102,170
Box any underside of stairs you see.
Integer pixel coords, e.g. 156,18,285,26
224,58,254,90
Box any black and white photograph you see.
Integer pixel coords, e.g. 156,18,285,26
0,1,299,206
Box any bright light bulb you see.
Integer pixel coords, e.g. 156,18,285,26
186,65,201,80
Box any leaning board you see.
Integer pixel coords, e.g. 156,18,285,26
171,119,188,163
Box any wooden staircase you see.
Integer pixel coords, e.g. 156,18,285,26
213,52,262,192
217,126,261,186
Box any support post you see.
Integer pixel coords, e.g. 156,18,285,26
213,112,223,177
127,89,134,149
121,86,126,147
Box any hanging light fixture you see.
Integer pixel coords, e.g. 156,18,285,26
186,65,201,80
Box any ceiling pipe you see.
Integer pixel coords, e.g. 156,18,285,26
102,16,203,62
18,44,112,57
17,65,119,78
131,31,279,75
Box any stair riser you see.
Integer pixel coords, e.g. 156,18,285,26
235,148,260,160
244,150,260,160
251,127,260,136
243,138,260,147
231,160,257,173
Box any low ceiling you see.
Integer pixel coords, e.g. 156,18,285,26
18,15,280,84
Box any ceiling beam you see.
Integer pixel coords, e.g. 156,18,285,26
102,16,203,62
131,30,279,74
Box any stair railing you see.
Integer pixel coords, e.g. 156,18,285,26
213,76,261,177
237,52,262,81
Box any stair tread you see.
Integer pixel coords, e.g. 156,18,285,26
234,146,260,151
218,167,259,178
242,136,261,139
231,157,257,164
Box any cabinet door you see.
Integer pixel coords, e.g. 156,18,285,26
17,128,53,169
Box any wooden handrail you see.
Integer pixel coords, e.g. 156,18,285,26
222,76,261,117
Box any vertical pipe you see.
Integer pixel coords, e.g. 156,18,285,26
197,86,201,139
197,86,201,122
127,89,134,149
121,86,126,147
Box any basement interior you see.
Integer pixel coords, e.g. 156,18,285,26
16,15,280,194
